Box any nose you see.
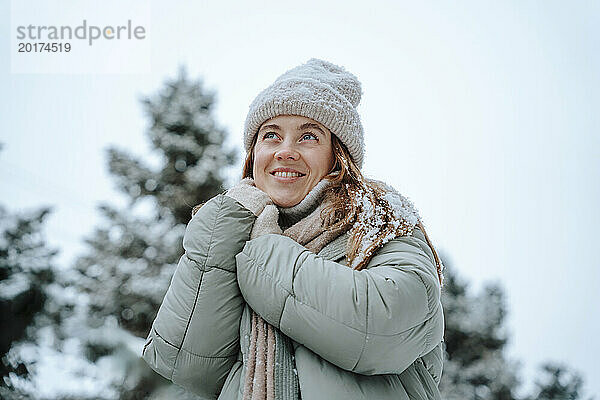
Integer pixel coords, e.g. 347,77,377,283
274,143,300,161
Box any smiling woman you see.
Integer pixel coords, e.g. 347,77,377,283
142,58,446,400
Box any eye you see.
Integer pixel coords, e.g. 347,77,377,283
262,132,278,140
301,132,318,141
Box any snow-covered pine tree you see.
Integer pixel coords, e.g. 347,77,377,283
438,254,594,400
66,66,235,399
0,203,58,399
439,257,521,399
527,362,594,400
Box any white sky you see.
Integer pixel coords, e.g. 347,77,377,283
1,0,598,397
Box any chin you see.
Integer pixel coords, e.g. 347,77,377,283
272,196,301,208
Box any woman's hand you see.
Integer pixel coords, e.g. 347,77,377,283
225,178,282,238
225,178,272,216
251,204,282,238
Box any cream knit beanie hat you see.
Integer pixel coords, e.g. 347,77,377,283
243,58,365,168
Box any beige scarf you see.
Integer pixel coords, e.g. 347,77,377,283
242,183,351,400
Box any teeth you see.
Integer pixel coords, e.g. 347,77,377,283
273,171,302,178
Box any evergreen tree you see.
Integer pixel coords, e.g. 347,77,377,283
2,67,236,399
439,253,595,400
68,66,236,399
528,362,593,400
0,143,115,399
0,203,58,399
439,253,521,399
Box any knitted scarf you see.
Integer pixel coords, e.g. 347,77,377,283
241,177,439,400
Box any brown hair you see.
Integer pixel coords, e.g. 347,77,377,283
241,133,444,285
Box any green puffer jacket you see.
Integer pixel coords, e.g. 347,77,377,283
142,194,445,400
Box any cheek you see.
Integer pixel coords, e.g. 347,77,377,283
252,149,270,179
309,150,334,175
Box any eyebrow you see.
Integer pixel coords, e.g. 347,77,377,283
299,123,326,135
259,123,326,136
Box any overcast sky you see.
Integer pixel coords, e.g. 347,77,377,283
2,0,599,397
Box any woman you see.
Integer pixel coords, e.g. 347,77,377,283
142,58,445,400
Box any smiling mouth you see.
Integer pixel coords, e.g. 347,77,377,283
270,171,306,178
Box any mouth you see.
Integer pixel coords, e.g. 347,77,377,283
269,169,306,181
270,171,306,178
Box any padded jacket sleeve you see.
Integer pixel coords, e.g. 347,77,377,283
235,227,444,376
142,194,255,398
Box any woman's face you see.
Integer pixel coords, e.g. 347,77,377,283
253,115,335,207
